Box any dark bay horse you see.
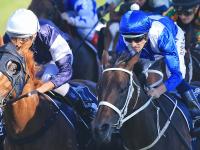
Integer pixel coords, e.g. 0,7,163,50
92,51,192,150
0,43,78,150
28,0,101,82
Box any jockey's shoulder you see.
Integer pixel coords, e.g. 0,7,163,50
163,6,178,21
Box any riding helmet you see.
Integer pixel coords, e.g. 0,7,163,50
172,0,200,9
120,10,151,36
6,8,40,38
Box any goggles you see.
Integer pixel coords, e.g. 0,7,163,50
176,7,196,16
10,37,33,43
122,33,147,43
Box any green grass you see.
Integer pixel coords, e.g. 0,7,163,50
0,0,106,35
0,0,32,35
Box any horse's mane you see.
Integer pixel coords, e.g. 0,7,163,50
109,52,145,84
21,46,43,90
0,35,4,46
114,52,131,66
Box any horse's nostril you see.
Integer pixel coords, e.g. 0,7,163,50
93,123,111,140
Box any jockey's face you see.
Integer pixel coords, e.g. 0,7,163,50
10,34,36,53
177,6,199,24
124,34,147,53
130,38,147,53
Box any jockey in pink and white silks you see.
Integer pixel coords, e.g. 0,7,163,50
3,9,97,129
61,0,99,45
116,10,200,130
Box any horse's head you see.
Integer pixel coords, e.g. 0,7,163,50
93,51,140,143
0,43,27,105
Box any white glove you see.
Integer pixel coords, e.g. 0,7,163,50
61,12,76,26
147,84,167,99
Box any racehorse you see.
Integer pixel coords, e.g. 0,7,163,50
92,51,192,150
28,0,101,83
0,43,78,150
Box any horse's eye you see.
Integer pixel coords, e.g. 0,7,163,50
7,61,21,75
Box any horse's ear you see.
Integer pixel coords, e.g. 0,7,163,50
126,54,140,71
101,50,110,68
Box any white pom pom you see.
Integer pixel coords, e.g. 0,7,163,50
130,3,140,11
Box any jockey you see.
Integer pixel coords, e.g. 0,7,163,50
4,8,97,127
116,10,200,132
60,0,99,46
164,0,200,50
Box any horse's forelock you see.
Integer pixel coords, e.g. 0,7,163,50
114,52,133,68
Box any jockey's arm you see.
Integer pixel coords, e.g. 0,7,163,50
65,15,97,28
36,54,73,93
36,28,73,93
158,30,183,92
61,0,98,28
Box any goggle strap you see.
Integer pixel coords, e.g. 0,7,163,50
122,33,145,38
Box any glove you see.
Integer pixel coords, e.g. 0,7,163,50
147,84,167,98
60,12,76,26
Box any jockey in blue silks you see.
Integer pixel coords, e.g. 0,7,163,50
116,10,200,131
60,0,99,45
3,8,97,128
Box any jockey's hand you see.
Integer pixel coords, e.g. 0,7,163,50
147,84,167,99
61,12,75,26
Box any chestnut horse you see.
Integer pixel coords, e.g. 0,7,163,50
0,43,78,150
92,52,192,150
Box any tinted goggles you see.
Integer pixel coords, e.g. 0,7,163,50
176,8,195,16
123,34,147,43
10,36,33,43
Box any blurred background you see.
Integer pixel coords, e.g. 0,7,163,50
0,0,32,34
0,0,104,35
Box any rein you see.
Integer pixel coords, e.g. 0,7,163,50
5,89,37,105
4,90,71,144
98,67,178,150
0,75,30,107
100,68,155,129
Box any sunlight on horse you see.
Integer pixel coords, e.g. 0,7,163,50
0,43,78,150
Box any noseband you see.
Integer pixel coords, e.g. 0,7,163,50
98,68,180,150
98,68,154,129
0,43,28,105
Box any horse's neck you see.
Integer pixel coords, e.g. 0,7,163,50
127,86,158,143
4,81,41,135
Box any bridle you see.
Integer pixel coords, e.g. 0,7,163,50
0,43,29,106
98,67,154,129
98,67,179,150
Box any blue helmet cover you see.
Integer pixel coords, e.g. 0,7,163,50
120,10,151,35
